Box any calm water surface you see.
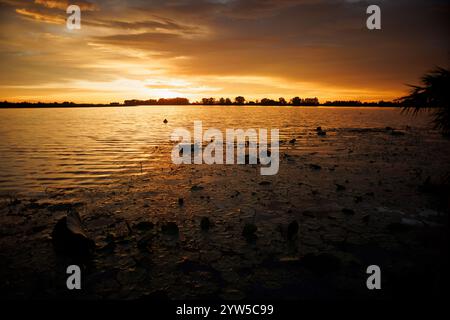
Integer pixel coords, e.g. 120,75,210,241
0,106,431,196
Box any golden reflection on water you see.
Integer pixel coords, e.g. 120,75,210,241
0,106,430,196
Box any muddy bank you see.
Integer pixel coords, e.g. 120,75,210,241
0,126,448,299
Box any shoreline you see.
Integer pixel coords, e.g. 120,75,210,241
1,126,448,299
0,104,402,109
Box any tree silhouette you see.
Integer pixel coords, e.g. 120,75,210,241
399,67,450,136
291,97,301,106
235,96,245,105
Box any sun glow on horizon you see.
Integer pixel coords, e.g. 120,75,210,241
0,0,447,104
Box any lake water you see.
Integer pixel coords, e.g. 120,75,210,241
0,106,431,197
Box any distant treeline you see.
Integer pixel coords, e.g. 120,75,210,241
0,101,110,108
193,97,400,106
322,100,399,107
194,96,322,106
1,97,401,108
123,97,190,106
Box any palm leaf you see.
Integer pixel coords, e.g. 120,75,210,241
398,67,450,136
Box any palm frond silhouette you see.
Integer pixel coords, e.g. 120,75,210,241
398,67,450,136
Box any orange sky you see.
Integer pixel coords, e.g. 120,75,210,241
0,0,448,103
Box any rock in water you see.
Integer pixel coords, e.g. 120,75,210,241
52,210,95,260
287,220,299,240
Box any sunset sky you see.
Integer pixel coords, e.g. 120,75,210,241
0,0,448,103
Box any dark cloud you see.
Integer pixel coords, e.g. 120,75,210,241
34,0,98,11
90,0,449,89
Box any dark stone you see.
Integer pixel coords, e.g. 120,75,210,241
230,190,240,198
163,119,168,124
200,217,211,231
287,220,299,240
134,221,154,232
51,210,95,260
317,130,327,136
309,164,321,170
335,184,346,191
190,185,204,191
289,138,296,144
259,181,271,186
161,222,179,235
178,198,184,206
